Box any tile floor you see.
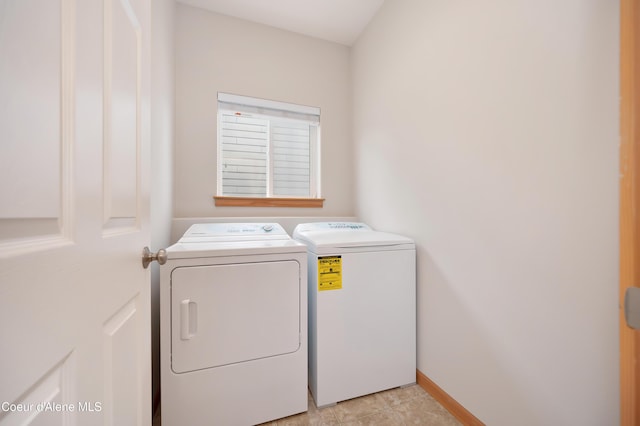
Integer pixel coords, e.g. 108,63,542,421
153,384,462,426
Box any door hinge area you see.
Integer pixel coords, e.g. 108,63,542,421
624,287,640,329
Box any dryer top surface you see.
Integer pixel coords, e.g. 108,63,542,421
167,223,306,259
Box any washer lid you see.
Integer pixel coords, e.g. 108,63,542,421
293,222,414,252
179,223,290,243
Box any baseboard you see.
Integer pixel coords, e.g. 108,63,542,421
416,369,484,426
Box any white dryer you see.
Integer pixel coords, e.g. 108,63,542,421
160,223,308,426
293,222,416,407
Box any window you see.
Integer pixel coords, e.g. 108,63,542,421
215,93,323,207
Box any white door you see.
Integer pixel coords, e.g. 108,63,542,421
0,0,151,425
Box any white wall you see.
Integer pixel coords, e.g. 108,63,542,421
150,0,175,404
174,4,354,218
352,1,619,425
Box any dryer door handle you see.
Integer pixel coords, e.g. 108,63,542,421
180,299,198,340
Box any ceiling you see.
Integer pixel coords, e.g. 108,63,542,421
177,0,385,46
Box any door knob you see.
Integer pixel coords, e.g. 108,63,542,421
624,287,640,329
142,247,167,269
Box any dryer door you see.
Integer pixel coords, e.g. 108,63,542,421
170,260,301,373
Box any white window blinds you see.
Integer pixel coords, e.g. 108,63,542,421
217,93,320,198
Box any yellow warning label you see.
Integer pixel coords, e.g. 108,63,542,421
318,256,342,291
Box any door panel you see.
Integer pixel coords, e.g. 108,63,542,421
0,0,72,248
171,261,301,373
0,0,151,424
0,354,75,426
103,297,143,425
104,0,140,232
0,0,61,219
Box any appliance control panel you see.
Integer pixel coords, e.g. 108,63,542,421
294,222,371,233
181,223,288,241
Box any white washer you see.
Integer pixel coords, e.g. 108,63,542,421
160,223,308,426
293,222,416,407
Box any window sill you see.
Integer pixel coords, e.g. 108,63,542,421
213,196,325,208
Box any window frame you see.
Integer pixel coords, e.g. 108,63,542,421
214,93,324,208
